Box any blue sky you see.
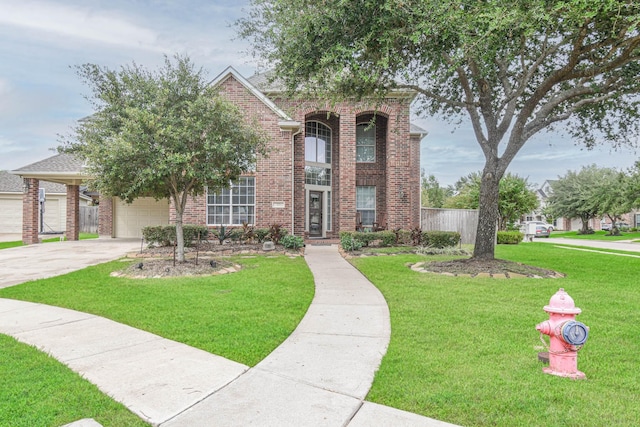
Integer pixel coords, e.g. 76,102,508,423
1,0,637,188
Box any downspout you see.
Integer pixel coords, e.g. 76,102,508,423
279,121,302,236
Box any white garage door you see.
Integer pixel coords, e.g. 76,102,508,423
0,196,22,233
114,197,170,238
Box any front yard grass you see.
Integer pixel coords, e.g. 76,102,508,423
0,254,314,367
352,243,640,426
0,334,147,427
0,254,314,426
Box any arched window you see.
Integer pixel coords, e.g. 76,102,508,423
305,121,331,164
356,123,375,162
305,121,332,186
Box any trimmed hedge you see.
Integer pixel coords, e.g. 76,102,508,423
142,225,209,247
339,230,460,249
497,231,523,244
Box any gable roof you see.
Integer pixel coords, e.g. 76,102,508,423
0,170,66,194
11,153,89,185
210,66,293,122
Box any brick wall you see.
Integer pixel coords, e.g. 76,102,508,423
174,73,420,237
98,196,113,237
22,178,40,244
65,185,80,241
179,75,295,233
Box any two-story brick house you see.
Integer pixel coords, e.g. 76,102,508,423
160,67,425,239
15,67,426,243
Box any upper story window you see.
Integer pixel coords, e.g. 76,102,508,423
305,121,331,164
356,123,375,162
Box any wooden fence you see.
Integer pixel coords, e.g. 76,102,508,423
421,208,478,244
80,206,99,234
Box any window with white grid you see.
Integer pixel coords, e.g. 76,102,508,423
207,177,255,225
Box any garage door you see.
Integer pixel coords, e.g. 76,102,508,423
114,197,170,238
0,196,22,233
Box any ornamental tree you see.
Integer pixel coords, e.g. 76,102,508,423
239,0,640,259
60,55,267,262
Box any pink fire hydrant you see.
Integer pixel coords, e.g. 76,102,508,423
536,288,589,379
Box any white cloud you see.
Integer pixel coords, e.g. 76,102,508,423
0,1,164,51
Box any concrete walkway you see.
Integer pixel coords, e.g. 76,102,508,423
0,242,457,426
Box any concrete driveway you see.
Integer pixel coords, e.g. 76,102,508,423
0,238,140,289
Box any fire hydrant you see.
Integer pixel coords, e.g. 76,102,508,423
536,288,589,379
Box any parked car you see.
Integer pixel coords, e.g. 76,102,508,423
534,225,551,238
527,220,554,231
602,222,629,231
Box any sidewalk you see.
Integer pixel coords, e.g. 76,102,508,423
538,237,640,253
0,243,458,426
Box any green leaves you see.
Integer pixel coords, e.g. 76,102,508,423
59,54,268,260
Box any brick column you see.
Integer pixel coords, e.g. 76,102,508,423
66,184,80,241
98,195,114,238
338,109,357,233
22,178,40,245
385,102,413,229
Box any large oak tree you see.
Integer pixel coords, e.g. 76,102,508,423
239,0,640,259
60,55,266,261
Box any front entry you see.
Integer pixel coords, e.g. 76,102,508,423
308,191,323,237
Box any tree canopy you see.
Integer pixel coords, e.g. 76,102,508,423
60,55,267,261
444,172,539,230
239,0,640,259
548,164,640,234
547,165,609,234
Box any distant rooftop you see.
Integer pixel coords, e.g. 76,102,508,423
12,153,85,173
0,170,66,193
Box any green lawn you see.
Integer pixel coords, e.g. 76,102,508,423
0,254,314,427
551,230,640,241
0,334,147,427
352,243,640,427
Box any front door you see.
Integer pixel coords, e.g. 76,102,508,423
308,191,323,237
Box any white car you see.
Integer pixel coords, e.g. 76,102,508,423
526,221,554,231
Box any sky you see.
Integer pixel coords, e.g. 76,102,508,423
1,0,638,189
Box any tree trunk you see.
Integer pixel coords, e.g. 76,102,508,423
173,195,186,263
473,167,501,260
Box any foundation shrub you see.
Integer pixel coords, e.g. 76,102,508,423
142,225,209,247
497,231,523,244
421,231,460,248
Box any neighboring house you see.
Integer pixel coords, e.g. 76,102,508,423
0,170,90,235
12,67,426,243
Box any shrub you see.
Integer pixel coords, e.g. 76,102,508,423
281,234,304,250
410,227,423,246
142,225,209,247
378,231,396,247
422,231,460,248
240,221,255,242
416,246,471,256
211,225,234,244
254,228,270,243
340,233,363,251
268,224,287,245
497,231,523,244
577,228,595,235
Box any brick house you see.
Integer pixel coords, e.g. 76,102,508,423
169,67,425,239
14,67,426,243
